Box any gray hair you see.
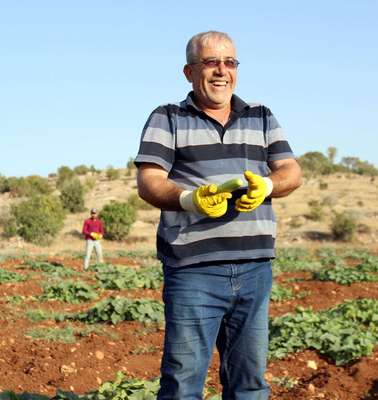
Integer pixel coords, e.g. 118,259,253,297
186,31,235,64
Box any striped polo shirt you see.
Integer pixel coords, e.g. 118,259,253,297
135,92,294,267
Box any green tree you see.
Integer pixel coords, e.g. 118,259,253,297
298,151,333,176
330,211,357,241
73,164,90,175
59,178,86,213
7,195,65,245
340,156,359,171
56,166,75,188
327,146,337,164
106,166,120,180
99,201,136,240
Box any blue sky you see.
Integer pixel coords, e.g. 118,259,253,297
1,1,377,177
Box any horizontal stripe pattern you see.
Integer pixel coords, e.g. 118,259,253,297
168,159,271,187
135,92,294,267
157,235,276,267
169,220,276,245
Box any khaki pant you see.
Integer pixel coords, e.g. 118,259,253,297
84,239,103,270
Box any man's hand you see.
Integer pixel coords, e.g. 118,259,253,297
90,232,102,240
180,184,232,218
235,171,273,212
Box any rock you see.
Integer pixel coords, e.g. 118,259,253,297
264,372,274,382
307,360,318,370
60,365,76,374
308,383,316,394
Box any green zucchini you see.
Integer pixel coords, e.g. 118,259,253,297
216,178,244,193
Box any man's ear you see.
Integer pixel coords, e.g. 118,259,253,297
183,64,193,83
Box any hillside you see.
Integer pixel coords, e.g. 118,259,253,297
0,169,377,259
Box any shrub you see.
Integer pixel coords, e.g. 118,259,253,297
7,195,65,245
106,166,120,180
73,164,90,175
307,200,325,221
0,174,10,193
2,215,18,238
25,175,52,195
5,177,28,197
126,157,136,177
330,211,357,241
59,178,85,213
84,176,97,191
298,152,334,176
56,166,75,188
0,175,52,197
126,157,136,170
341,157,378,176
318,181,328,190
99,201,136,240
89,164,101,174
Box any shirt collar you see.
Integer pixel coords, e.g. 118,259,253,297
185,91,249,114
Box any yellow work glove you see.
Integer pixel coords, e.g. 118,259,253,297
179,184,232,218
235,171,273,212
90,232,102,240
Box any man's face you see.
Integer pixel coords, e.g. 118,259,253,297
91,212,97,219
184,38,237,111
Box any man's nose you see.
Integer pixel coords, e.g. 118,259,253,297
215,61,227,75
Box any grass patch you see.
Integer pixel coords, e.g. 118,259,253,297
26,308,65,323
26,324,118,343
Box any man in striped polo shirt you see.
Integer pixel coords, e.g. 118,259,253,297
135,31,302,399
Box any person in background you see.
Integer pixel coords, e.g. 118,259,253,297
82,208,104,270
135,31,302,399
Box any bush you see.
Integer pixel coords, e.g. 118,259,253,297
24,175,52,196
73,164,90,175
126,158,136,170
89,164,101,174
126,157,136,177
99,201,136,241
59,178,85,213
319,181,328,190
7,195,65,245
330,211,357,241
106,166,120,180
340,157,378,176
2,215,18,238
298,152,334,176
307,200,325,221
7,177,29,197
84,176,97,191
56,166,75,188
0,174,10,193
0,175,52,197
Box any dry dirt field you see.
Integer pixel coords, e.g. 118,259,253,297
0,170,377,399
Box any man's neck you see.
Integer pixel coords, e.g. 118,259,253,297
189,92,233,126
203,106,231,126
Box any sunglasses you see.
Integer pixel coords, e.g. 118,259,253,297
190,57,240,69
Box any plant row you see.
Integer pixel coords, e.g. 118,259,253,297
269,298,378,365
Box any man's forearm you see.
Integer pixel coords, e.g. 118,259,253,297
137,174,183,211
269,162,302,198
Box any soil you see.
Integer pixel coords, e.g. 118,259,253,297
0,256,377,399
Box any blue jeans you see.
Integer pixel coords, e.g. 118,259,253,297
158,260,272,400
